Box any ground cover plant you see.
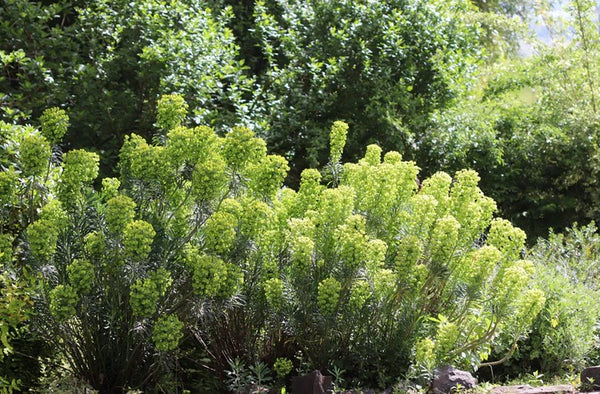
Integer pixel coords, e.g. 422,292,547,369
0,96,547,391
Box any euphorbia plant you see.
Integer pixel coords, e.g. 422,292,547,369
2,95,544,391
254,120,546,387
2,95,289,391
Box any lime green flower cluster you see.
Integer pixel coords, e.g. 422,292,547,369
101,178,120,201
166,125,218,169
39,199,68,231
0,170,17,205
414,337,436,371
248,154,289,198
295,169,324,215
329,120,349,163
487,218,527,261
239,198,270,238
273,357,293,377
222,126,267,171
342,147,419,230
129,269,173,317
449,170,496,241
130,278,161,317
263,277,284,309
39,107,69,146
61,149,100,187
49,284,78,322
348,279,370,310
395,235,422,279
203,211,237,255
119,134,171,184
316,186,355,229
105,195,136,234
152,314,184,352
186,251,242,298
434,316,460,359
191,155,228,201
156,94,188,131
429,215,460,263
83,231,106,258
361,144,382,166
123,220,156,260
335,215,369,271
20,133,51,177
27,219,59,260
289,232,314,273
317,277,341,316
67,259,95,294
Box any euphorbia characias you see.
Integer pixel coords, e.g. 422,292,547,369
0,95,545,390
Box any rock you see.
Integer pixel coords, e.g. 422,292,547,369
490,385,575,394
291,370,334,394
491,385,533,394
582,366,600,391
431,366,477,394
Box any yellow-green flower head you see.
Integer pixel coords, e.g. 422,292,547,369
130,278,160,317
317,186,355,228
222,126,267,171
274,357,293,378
0,169,18,204
204,211,237,255
49,284,78,322
39,199,69,231
61,149,100,186
291,235,314,272
152,314,184,352
27,219,59,260
39,107,69,145
349,279,370,310
240,197,271,238
429,215,461,262
330,121,349,163
361,144,382,166
434,316,460,357
166,125,219,169
263,277,284,309
101,177,121,201
191,155,228,201
248,154,290,199
421,172,452,213
186,252,222,297
383,151,402,164
84,231,106,258
487,218,526,261
67,259,95,294
395,235,422,276
20,133,51,177
415,337,436,368
123,220,156,260
105,195,136,234
156,94,188,131
318,277,341,316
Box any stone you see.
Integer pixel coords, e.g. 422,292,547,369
582,366,600,391
490,385,575,394
430,366,477,394
291,370,334,394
